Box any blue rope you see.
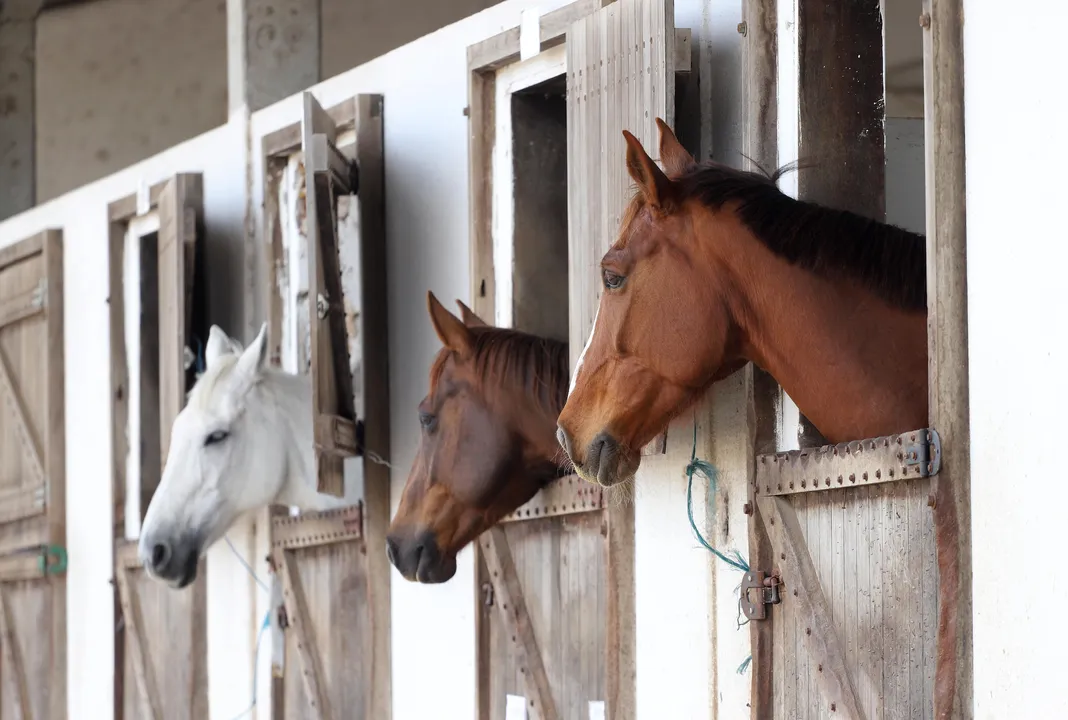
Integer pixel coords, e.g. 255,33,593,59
224,537,273,720
737,655,752,675
684,421,750,573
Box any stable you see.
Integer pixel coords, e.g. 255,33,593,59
0,0,1060,718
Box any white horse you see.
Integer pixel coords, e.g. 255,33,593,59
138,323,346,588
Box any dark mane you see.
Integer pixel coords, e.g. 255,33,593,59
432,326,570,415
672,160,927,312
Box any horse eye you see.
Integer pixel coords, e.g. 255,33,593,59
602,269,625,290
418,412,436,431
204,430,229,447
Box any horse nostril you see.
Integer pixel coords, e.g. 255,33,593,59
412,542,425,568
385,537,399,566
556,426,573,458
151,542,171,572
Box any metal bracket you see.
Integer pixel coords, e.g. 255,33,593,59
270,503,364,551
740,570,781,621
754,428,942,497
497,474,604,523
30,278,47,310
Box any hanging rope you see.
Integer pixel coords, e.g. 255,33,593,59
224,537,273,720
684,420,750,573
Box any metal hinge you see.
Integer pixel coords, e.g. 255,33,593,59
740,570,781,621
31,278,47,310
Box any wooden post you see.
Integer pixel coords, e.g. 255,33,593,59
921,0,971,717
0,0,42,221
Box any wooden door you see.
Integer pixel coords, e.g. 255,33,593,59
265,93,390,720
271,505,371,720
0,230,66,720
108,174,208,720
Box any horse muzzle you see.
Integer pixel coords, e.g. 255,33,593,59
139,533,201,589
385,527,456,584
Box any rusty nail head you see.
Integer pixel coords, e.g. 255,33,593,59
793,589,798,596
928,493,937,508
920,12,931,29
743,502,754,515
831,703,837,712
781,553,786,560
818,664,823,672
806,627,811,635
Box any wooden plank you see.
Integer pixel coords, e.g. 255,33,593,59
302,91,357,497
156,174,202,492
262,98,355,160
115,564,164,720
756,495,865,719
0,229,42,271
498,474,603,522
277,550,334,720
106,181,167,223
742,0,777,176
0,586,32,720
921,0,971,717
354,92,392,720
0,284,45,329
468,27,521,72
467,66,496,321
566,2,675,715
0,343,45,484
108,218,129,535
482,527,559,720
270,504,363,550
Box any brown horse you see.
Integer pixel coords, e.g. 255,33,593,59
556,118,928,488
386,292,571,583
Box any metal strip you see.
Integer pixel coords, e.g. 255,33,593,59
498,474,604,523
270,503,363,550
754,428,941,496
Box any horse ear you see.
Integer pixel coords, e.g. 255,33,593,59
623,129,676,210
427,291,473,356
655,117,694,176
206,325,241,368
234,323,268,384
455,299,490,328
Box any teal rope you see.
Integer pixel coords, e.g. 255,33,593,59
737,655,752,675
684,422,750,573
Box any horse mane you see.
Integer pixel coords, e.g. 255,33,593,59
667,160,927,312
431,326,571,415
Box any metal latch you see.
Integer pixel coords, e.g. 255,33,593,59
740,570,781,621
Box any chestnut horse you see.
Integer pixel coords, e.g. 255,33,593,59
386,292,571,583
557,118,928,488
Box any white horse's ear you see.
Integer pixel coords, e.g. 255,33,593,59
234,323,268,385
206,325,243,368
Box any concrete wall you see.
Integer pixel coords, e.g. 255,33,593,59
33,0,501,203
965,0,1068,716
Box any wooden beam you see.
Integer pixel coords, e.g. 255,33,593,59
0,343,45,485
354,92,392,720
277,550,334,720
481,527,559,720
0,0,42,221
756,495,865,720
0,586,32,719
115,566,164,720
921,0,972,717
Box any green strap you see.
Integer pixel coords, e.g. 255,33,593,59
38,544,67,575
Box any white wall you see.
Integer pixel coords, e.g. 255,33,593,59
964,1,1068,716
0,119,248,720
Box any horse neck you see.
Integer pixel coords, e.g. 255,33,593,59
254,369,349,511
492,339,570,471
704,217,929,443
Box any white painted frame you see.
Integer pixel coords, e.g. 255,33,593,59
122,210,161,541
490,44,567,329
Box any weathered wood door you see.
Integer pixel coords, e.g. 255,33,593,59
0,230,66,720
264,92,390,720
477,480,608,720
746,431,938,720
271,505,372,720
108,174,208,720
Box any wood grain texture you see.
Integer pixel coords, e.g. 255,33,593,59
566,2,675,715
156,174,202,500
0,230,67,719
921,0,971,717
480,513,606,720
482,527,559,720
353,93,392,720
278,537,370,720
115,543,208,720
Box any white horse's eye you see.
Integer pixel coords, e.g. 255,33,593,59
204,430,230,447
